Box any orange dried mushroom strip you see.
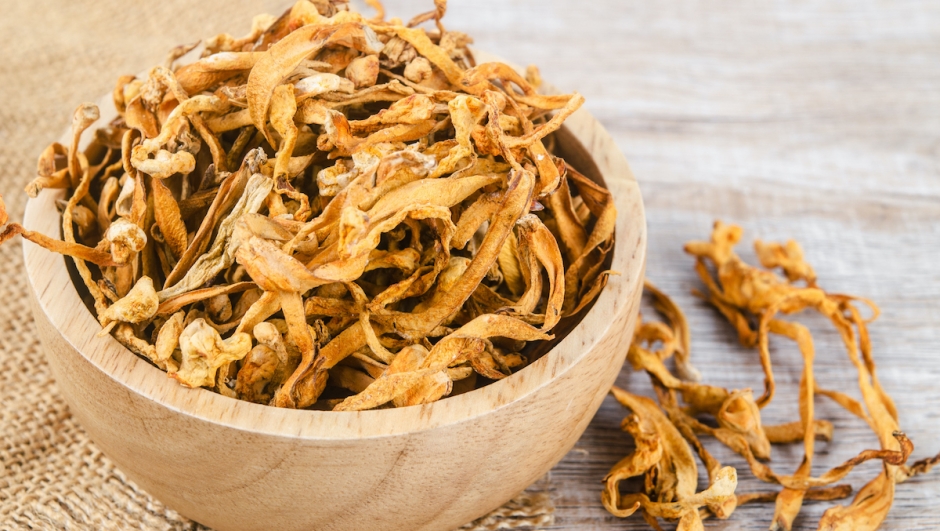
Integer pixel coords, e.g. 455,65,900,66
604,387,738,531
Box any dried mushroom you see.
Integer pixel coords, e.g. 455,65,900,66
0,0,615,411
604,224,939,531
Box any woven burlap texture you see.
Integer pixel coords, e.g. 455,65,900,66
0,1,554,529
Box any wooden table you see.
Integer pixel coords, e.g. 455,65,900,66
14,1,940,529
417,0,940,529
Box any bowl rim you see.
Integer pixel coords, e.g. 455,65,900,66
22,69,646,442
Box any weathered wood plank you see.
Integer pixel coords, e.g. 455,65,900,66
381,0,940,529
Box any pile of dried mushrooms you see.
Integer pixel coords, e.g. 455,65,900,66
605,222,939,531
0,0,615,411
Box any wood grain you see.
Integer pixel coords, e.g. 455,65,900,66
21,67,645,531
390,0,939,529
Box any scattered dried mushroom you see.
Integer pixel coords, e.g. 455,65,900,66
605,222,940,531
0,0,615,410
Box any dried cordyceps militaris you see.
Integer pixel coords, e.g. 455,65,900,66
0,0,615,410
603,387,739,531
604,224,939,531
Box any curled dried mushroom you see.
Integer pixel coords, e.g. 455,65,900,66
604,223,939,531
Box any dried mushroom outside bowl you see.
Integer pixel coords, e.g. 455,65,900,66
12,2,645,530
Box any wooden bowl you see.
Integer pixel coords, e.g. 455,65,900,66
22,71,646,531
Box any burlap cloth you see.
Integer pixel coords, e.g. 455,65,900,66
0,1,554,529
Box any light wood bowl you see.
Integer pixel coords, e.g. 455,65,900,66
22,66,646,531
